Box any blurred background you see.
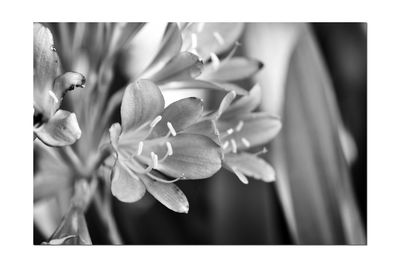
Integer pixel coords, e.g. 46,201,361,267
34,23,366,245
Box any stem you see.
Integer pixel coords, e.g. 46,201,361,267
93,190,123,245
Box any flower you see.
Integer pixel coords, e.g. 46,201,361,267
33,23,86,146
108,79,222,213
191,84,282,184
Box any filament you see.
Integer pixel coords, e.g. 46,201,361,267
213,31,225,45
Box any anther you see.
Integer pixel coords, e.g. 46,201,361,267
235,121,244,132
150,115,162,128
230,139,237,153
226,128,234,135
151,152,159,169
137,141,144,156
213,32,225,45
241,137,251,148
48,90,59,103
166,141,173,156
167,122,177,136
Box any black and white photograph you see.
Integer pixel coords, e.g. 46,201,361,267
1,1,400,266
33,22,367,245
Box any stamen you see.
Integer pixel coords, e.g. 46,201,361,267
151,152,159,169
191,33,198,49
167,122,177,136
150,115,162,128
137,141,144,156
222,141,229,150
48,90,59,103
230,139,237,153
213,31,225,45
255,147,268,156
241,137,251,148
210,52,220,69
226,128,234,135
235,121,244,132
147,172,182,184
166,141,173,156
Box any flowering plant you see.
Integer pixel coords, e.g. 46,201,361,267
33,22,281,244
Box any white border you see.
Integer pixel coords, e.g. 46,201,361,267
1,0,399,266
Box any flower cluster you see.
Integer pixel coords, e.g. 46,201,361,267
34,22,281,244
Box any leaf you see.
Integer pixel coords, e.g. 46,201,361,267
270,26,365,244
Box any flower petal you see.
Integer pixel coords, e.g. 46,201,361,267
160,80,247,95
34,23,60,117
219,113,282,150
147,134,222,179
200,57,263,82
150,97,204,138
182,23,244,60
222,84,262,119
34,110,81,147
121,80,165,132
111,161,146,203
140,173,189,213
213,91,237,119
109,123,122,151
150,52,203,83
53,72,86,101
141,23,182,78
184,119,220,145
224,152,276,182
